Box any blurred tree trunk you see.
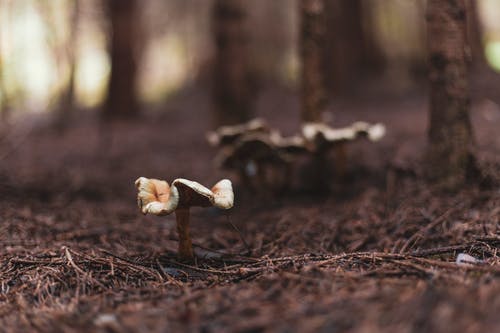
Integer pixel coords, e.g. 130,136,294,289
0,26,7,123
55,0,79,131
212,0,254,127
104,0,139,119
426,0,475,189
300,0,327,123
300,0,333,192
324,0,385,94
465,0,487,70
355,1,385,72
0,0,11,125
0,65,4,123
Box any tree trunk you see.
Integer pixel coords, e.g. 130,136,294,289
324,0,384,94
55,0,79,131
0,21,7,123
300,0,327,123
465,0,487,70
357,1,385,74
426,0,475,189
104,0,139,119
212,0,254,127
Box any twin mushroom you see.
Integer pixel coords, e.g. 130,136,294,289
135,177,234,260
208,118,386,192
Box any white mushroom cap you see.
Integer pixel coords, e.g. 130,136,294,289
135,177,179,216
302,121,386,146
206,118,269,147
214,133,289,170
172,178,234,209
172,178,215,208
351,122,386,141
366,123,386,141
268,131,310,155
211,179,234,209
351,121,370,132
270,131,307,148
206,132,222,147
302,122,357,142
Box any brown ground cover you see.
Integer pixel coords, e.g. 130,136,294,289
0,85,499,332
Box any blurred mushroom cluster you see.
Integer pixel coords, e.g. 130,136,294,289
207,118,386,193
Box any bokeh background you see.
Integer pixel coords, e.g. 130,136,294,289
1,0,500,119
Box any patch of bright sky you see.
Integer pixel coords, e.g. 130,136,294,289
3,2,57,112
282,51,299,87
74,24,110,108
480,0,500,71
373,0,425,59
138,34,189,103
0,0,110,112
3,0,500,113
2,0,189,112
485,42,500,71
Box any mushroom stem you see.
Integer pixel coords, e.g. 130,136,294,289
309,152,331,193
239,168,252,191
334,143,347,179
175,208,194,260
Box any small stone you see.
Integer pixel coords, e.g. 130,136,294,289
94,314,118,327
456,253,483,266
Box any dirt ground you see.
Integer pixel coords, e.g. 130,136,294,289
0,81,499,332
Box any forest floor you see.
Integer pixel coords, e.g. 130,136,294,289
0,81,499,332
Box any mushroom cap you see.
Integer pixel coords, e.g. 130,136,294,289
172,178,234,209
366,123,386,141
206,118,269,147
269,131,310,155
211,179,234,209
215,133,288,169
351,121,370,132
171,178,234,209
172,179,215,208
302,122,386,150
350,122,386,141
302,123,357,143
135,177,179,216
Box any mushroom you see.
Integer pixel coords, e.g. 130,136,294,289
215,132,293,193
301,122,386,190
352,121,386,141
206,118,269,147
135,177,234,260
269,131,311,155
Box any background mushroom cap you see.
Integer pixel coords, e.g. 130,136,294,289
269,131,310,155
206,118,270,147
216,133,288,169
348,122,386,141
366,123,386,141
302,122,386,151
302,123,357,143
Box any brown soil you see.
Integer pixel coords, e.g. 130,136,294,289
0,84,499,332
